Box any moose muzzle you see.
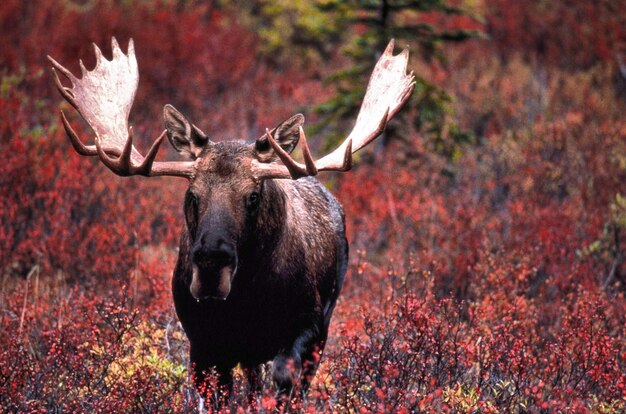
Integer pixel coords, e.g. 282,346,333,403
191,235,237,300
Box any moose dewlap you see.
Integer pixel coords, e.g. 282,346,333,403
48,37,414,396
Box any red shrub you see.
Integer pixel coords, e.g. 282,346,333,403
486,0,625,69
1,0,625,412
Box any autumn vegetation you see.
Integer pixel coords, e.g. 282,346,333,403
1,0,625,412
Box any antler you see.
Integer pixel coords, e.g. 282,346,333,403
251,39,415,180
48,38,196,178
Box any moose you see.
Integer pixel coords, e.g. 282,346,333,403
48,38,414,396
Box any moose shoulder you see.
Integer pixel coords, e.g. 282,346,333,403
48,38,414,395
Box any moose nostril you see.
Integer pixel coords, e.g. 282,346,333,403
200,233,210,247
216,240,234,256
193,237,235,267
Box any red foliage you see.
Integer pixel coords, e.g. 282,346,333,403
1,0,626,412
486,0,625,69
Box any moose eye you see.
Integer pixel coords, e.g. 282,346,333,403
185,191,199,236
247,191,260,210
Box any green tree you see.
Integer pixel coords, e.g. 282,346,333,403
222,0,481,159
218,0,352,65
313,0,481,158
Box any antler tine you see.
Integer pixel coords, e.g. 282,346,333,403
251,40,414,181
49,64,78,111
60,110,98,156
139,130,167,174
48,56,77,84
118,125,136,170
93,42,104,66
342,139,353,171
111,37,121,56
298,126,318,175
93,128,125,175
384,38,396,55
266,129,310,178
91,126,168,177
49,38,197,179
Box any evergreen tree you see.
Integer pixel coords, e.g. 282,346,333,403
222,0,481,159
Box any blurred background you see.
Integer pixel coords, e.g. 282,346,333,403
1,0,625,412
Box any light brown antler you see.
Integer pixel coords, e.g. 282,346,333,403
48,38,196,178
251,39,415,180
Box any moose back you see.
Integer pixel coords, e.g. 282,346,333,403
48,38,414,394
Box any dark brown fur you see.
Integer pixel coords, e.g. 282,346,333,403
164,107,348,396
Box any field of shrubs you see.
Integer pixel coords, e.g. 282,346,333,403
1,0,624,412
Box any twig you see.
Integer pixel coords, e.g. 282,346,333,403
603,227,622,289
18,265,39,338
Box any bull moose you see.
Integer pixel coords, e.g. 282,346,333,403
48,38,414,396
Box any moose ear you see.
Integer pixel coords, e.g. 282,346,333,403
163,104,209,159
254,113,304,163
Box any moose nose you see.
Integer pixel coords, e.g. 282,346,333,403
193,235,236,267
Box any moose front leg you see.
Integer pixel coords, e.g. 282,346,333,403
272,323,327,395
190,344,234,402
